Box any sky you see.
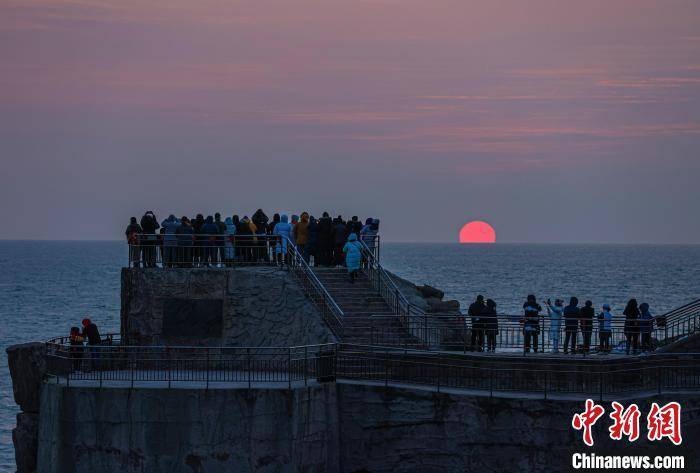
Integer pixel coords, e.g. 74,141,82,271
1,0,699,243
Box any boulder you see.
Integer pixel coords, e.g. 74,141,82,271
417,285,444,300
12,412,38,473
426,298,461,314
6,342,46,413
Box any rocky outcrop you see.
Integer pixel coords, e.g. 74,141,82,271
7,342,46,473
386,271,460,314
121,267,337,347
7,342,46,413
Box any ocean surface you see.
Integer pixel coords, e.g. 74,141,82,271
1,241,699,469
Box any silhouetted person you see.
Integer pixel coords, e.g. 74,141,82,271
332,217,347,266
522,295,542,353
175,217,194,267
623,299,640,355
346,216,362,238
236,216,254,262
484,299,498,352
252,209,269,262
125,217,142,267
316,212,333,266
161,214,181,267
468,295,486,351
223,216,237,266
307,216,319,266
200,216,219,266
563,297,580,354
81,317,101,370
598,303,613,353
140,211,160,267
69,326,84,371
273,214,293,264
580,300,595,353
214,213,227,264
639,302,655,352
193,214,205,265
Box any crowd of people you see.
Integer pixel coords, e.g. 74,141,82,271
467,294,664,355
125,210,380,273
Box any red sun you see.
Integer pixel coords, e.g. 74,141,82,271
459,221,496,243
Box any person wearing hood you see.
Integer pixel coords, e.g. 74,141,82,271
160,215,181,267
293,212,310,262
522,295,542,353
273,214,293,263
307,216,319,266
332,217,348,266
224,216,237,265
346,216,362,238
563,297,580,354
545,298,564,353
579,300,595,354
468,295,486,351
639,302,655,351
484,299,499,352
236,216,252,262
252,209,269,262
140,211,160,268
623,299,640,355
316,212,333,266
343,233,363,283
200,216,219,266
598,303,613,353
125,217,143,267
267,213,280,235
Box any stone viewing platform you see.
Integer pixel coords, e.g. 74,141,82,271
6,235,700,472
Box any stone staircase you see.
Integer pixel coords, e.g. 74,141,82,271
312,267,421,347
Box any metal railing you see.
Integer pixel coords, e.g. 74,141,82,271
353,311,700,353
128,234,294,268
45,337,700,399
284,237,345,336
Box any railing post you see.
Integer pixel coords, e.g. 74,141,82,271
384,351,389,386
304,346,308,387
131,358,134,389
206,348,210,390
288,347,292,390
247,347,251,390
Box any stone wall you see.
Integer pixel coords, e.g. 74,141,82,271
36,382,700,473
121,267,337,347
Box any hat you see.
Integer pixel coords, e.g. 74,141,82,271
602,303,611,310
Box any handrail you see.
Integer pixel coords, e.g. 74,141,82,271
43,339,700,398
358,240,428,335
280,235,345,336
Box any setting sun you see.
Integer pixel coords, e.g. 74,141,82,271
459,221,496,243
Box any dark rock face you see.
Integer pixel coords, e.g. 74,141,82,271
7,342,46,473
13,413,38,473
6,342,46,413
36,382,700,473
121,267,337,347
425,297,460,314
417,285,444,300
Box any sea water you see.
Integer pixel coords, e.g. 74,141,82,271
1,241,699,468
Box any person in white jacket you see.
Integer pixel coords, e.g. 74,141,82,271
598,304,613,353
545,298,564,353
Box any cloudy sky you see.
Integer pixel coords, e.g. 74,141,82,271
1,0,699,242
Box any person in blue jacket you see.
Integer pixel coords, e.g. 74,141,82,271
343,233,363,283
639,302,655,352
273,214,293,264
